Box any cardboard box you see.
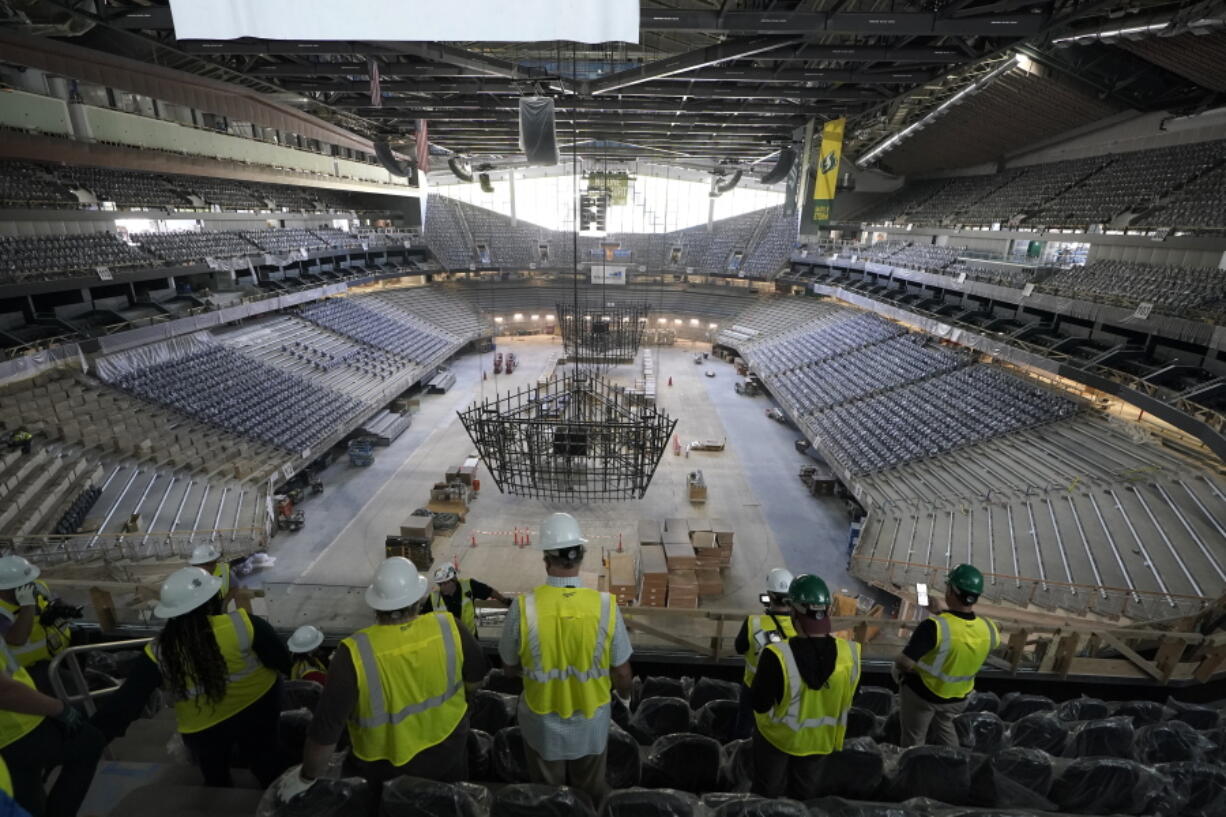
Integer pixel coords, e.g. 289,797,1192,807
609,553,637,605
691,530,717,549
399,515,434,540
664,542,697,571
709,518,734,546
638,519,662,545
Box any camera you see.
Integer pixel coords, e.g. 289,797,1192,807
40,602,84,628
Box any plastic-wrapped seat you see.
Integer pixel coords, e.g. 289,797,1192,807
1167,698,1219,730
845,707,878,740
1057,696,1109,722
261,773,374,817
600,787,709,817
1159,761,1226,817
641,676,690,702
856,686,895,717
710,796,807,816
963,691,1000,714
808,737,885,800
1113,700,1170,725
1050,757,1170,815
805,797,923,817
467,729,493,781
631,697,693,745
886,745,975,805
470,690,518,733
1006,711,1068,754
691,678,740,710
494,726,528,783
1135,721,1211,763
1065,716,1135,758
695,700,739,743
491,784,596,817
716,739,753,793
379,776,486,817
998,693,1055,722
278,709,313,764
607,724,642,789
483,667,523,695
955,712,1005,754
643,733,722,793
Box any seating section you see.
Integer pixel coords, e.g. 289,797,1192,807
970,157,1109,226
422,195,477,269
58,165,187,209
1139,163,1226,230
373,287,491,338
0,160,80,208
242,227,333,255
298,299,452,362
1038,260,1226,321
0,233,155,283
107,344,363,452
715,297,834,348
749,312,906,376
132,230,258,264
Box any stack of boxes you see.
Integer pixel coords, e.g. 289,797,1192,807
663,518,698,609
608,552,637,606
638,545,669,607
632,516,735,608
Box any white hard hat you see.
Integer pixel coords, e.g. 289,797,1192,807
537,512,587,552
433,564,457,583
766,568,794,595
0,555,40,591
154,567,223,618
365,557,429,611
287,625,325,654
189,544,222,566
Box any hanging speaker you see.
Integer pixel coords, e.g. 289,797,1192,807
448,157,474,182
713,169,743,196
374,141,412,177
519,96,559,166
479,173,494,193
759,147,796,185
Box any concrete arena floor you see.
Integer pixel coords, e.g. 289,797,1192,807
256,336,871,611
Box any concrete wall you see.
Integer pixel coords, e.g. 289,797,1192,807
1007,109,1226,167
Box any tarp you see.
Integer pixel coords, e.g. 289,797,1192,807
168,0,641,43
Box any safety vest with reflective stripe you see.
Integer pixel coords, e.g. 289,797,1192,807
144,609,277,734
0,754,10,798
291,655,328,682
742,613,797,686
430,578,476,633
0,642,43,750
0,580,71,668
519,585,615,720
755,637,861,757
213,562,231,599
341,613,466,767
914,612,999,700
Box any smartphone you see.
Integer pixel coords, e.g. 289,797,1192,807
759,592,771,606
916,583,929,607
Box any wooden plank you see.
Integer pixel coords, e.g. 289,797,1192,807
1006,628,1028,673
1194,646,1226,683
1055,631,1080,679
1154,636,1186,683
622,617,712,656
89,587,117,633
1095,629,1163,681
1038,628,1062,674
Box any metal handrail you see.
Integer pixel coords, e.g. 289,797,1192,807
48,637,152,715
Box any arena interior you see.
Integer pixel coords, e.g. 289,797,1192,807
1,1,1226,814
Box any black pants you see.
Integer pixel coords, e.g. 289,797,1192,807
750,728,826,800
733,681,755,740
344,719,469,817
1,718,106,817
181,682,287,788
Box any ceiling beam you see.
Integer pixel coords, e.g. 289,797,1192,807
336,101,828,115
587,36,804,95
660,68,935,83
291,81,879,100
251,63,488,78
368,42,554,83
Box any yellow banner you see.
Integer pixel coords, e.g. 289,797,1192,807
811,117,845,224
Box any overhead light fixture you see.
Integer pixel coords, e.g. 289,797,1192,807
1052,21,1170,46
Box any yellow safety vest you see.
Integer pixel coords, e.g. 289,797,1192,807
914,612,999,700
214,562,231,598
518,585,616,720
0,580,71,668
755,637,861,756
291,655,328,682
342,613,466,767
430,578,476,633
0,643,43,750
743,613,797,686
0,754,11,798
144,609,277,734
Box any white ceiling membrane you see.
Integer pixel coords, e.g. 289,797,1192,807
168,0,640,44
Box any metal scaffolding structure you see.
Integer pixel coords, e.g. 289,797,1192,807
556,300,651,364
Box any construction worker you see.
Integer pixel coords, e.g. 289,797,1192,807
188,545,234,610
287,625,329,685
732,568,796,738
751,574,861,799
0,556,73,691
498,513,634,807
7,430,31,456
421,563,511,635
894,563,999,747
0,639,105,817
280,558,487,804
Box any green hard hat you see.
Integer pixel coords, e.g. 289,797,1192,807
948,564,984,598
788,574,831,609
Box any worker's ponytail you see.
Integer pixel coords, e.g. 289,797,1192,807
158,596,228,706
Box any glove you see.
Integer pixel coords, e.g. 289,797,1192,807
14,583,36,607
53,704,85,737
890,664,905,688
613,691,632,712
275,765,317,803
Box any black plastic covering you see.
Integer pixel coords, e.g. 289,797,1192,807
846,707,879,739
962,691,1000,715
710,795,807,817
643,733,722,793
1050,757,1170,815
1112,700,1171,725
494,726,528,783
1057,696,1109,722
641,676,689,701
805,797,922,817
467,729,493,782
1134,720,1211,763
600,787,708,817
887,746,975,805
758,148,795,186
717,739,753,793
281,680,323,711
1006,711,1068,754
695,700,739,743
1064,716,1135,759
374,141,412,177
607,724,642,789
856,686,896,717
261,774,373,817
518,97,559,166
84,669,118,691
87,648,146,679
491,783,596,817
998,693,1055,722
379,776,485,817
691,678,740,710
810,737,885,800
612,693,631,730
484,668,523,695
470,690,518,734
879,711,901,745
955,712,1005,754
277,709,312,764
988,748,1054,798
1167,698,1219,730
631,697,693,745
1159,761,1226,817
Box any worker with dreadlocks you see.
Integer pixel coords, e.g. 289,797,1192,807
90,567,292,787
732,568,795,738
894,563,999,747
751,574,861,799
